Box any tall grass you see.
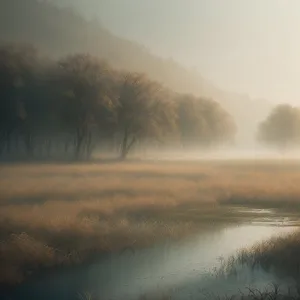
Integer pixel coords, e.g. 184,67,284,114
218,231,300,281
2,160,300,286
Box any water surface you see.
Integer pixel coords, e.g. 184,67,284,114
7,222,297,300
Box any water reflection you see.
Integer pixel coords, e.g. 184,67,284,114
233,207,274,214
8,224,298,300
87,225,297,299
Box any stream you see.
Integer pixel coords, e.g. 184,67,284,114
4,209,299,300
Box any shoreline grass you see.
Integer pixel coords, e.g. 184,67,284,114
218,230,300,282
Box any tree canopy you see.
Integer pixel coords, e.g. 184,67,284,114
116,73,177,158
257,104,300,151
177,94,236,149
0,43,236,160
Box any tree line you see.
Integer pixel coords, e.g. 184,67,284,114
0,43,237,161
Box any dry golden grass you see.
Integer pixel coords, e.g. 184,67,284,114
219,230,300,281
2,159,300,286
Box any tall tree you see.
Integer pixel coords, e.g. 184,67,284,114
117,72,176,159
0,43,42,156
57,54,116,159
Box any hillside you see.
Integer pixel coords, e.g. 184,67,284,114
0,0,272,145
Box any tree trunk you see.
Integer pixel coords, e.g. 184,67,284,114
75,138,83,160
75,128,84,160
86,131,93,160
24,132,33,158
5,131,12,155
121,134,136,160
0,132,6,155
46,139,52,158
120,128,129,159
0,138,4,156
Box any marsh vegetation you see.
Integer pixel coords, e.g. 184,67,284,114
1,160,300,299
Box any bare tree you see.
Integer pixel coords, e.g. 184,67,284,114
117,72,176,159
57,54,116,159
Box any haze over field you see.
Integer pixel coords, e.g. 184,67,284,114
1,0,286,148
55,0,300,105
53,0,300,147
2,0,300,157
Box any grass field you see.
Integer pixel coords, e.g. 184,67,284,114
2,159,300,287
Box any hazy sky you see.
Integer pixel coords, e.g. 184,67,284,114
59,0,300,105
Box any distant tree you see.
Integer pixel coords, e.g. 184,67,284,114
257,104,300,152
57,54,116,159
0,43,42,156
116,72,176,159
177,94,236,148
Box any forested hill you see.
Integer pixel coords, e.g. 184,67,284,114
0,0,272,145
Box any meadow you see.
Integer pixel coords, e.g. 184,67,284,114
1,159,300,289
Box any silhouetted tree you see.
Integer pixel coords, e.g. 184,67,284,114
117,72,176,159
57,54,116,159
0,43,43,157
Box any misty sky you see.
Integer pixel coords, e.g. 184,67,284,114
58,0,300,105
